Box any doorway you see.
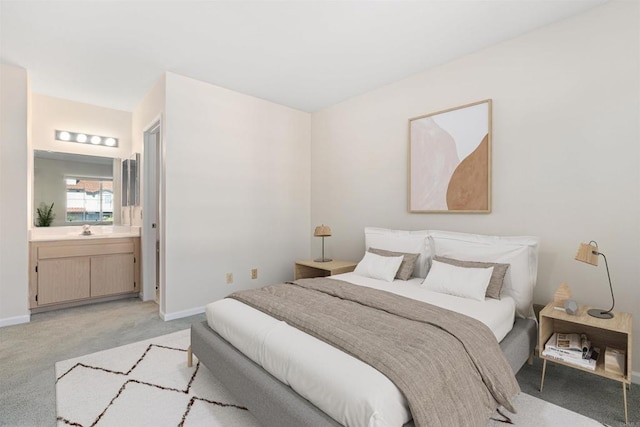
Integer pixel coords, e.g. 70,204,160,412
142,120,163,314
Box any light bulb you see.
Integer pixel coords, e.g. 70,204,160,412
58,131,71,141
90,135,102,145
76,133,87,143
105,138,116,146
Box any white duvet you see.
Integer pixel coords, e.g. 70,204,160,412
205,273,516,427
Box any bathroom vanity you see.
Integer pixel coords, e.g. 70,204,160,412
29,227,140,311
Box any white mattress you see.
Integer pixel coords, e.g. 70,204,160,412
205,273,516,427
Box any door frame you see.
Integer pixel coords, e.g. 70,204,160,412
142,117,165,315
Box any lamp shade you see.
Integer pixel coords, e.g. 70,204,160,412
575,242,599,266
314,225,332,237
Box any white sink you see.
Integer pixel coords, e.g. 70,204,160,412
30,225,140,241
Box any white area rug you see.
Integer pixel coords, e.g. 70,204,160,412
488,393,604,427
55,330,259,426
56,329,604,427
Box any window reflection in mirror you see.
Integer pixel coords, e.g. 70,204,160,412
33,150,121,227
65,177,114,223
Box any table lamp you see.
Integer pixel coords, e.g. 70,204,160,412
575,241,615,319
314,225,332,262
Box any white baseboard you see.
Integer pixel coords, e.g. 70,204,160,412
161,306,205,321
632,370,640,385
0,314,30,327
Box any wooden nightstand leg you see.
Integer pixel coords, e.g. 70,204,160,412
622,381,628,425
527,352,534,366
187,345,193,367
540,359,547,392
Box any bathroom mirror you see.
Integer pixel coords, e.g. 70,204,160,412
33,150,122,226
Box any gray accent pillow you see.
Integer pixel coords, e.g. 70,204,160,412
433,255,510,300
368,247,420,281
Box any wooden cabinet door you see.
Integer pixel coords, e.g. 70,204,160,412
38,257,91,305
90,254,135,297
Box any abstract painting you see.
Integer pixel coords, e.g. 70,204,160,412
408,99,491,213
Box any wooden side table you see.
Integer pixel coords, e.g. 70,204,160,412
538,302,633,424
294,260,357,280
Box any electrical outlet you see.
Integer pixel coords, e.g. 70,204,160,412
251,268,258,280
226,273,233,284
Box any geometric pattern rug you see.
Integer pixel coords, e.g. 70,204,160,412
55,330,259,426
56,329,605,427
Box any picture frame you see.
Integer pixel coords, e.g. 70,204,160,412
408,99,492,213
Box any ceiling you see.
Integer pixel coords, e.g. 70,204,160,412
1,1,606,113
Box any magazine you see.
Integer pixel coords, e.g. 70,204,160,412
556,333,590,353
543,333,600,370
545,333,591,359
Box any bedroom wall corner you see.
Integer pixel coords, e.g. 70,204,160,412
310,1,640,378
162,72,311,317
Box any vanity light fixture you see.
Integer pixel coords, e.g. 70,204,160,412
55,130,119,148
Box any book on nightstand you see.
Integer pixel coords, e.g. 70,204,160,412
542,333,599,371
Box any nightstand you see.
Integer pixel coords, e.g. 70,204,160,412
294,260,357,280
538,301,633,424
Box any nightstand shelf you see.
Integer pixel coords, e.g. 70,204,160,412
294,260,357,280
538,302,632,424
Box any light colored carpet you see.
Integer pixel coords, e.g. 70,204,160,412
56,329,605,427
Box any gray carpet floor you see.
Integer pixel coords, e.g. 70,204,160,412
1,298,638,426
516,355,638,426
0,298,205,427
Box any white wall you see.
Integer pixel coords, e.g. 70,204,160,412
311,1,640,375
31,94,131,158
163,72,311,317
0,64,30,326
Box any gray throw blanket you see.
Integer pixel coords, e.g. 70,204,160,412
229,278,520,427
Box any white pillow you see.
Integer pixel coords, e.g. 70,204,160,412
423,260,494,302
354,251,404,282
364,227,434,278
428,230,540,319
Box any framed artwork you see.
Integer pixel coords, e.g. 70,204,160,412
408,99,492,213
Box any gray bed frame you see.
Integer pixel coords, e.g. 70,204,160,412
190,317,536,427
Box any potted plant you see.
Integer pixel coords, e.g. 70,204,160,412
36,202,55,227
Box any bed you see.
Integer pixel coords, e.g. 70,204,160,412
190,228,540,427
